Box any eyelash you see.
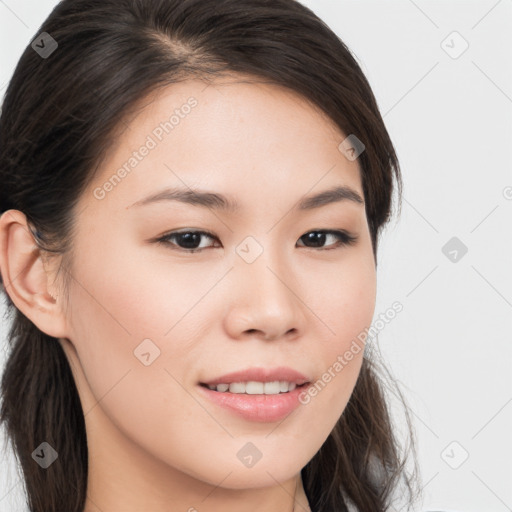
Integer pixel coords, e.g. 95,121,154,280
154,229,358,253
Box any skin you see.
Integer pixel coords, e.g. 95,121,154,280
0,75,376,512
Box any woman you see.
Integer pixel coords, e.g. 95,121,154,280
0,0,421,511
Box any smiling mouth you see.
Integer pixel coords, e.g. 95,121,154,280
199,381,310,394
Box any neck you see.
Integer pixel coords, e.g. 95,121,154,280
293,473,311,512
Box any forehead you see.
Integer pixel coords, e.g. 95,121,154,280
81,75,363,217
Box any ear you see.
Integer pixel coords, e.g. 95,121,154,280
0,209,69,339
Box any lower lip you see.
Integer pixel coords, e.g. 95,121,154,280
197,383,310,423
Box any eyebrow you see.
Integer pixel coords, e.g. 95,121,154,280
127,184,364,212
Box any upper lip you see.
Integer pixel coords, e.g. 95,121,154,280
200,366,311,386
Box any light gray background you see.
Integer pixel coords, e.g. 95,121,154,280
1,1,511,511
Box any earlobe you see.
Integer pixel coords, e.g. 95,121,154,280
0,209,69,339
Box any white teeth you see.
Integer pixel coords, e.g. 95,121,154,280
245,381,264,394
206,380,302,394
263,381,281,395
229,382,246,394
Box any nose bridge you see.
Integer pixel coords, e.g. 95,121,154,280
235,234,290,295
229,233,301,338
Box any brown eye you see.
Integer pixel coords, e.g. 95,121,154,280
156,230,219,253
297,230,358,250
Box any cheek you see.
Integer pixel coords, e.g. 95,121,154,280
69,236,213,342
304,246,377,354
65,253,218,478
295,247,376,424
64,241,220,421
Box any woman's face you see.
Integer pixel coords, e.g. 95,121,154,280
58,76,376,500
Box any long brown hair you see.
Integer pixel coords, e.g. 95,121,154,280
0,1,422,510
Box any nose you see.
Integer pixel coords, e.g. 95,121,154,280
223,247,306,342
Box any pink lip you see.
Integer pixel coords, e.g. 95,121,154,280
199,366,310,386
197,382,311,423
